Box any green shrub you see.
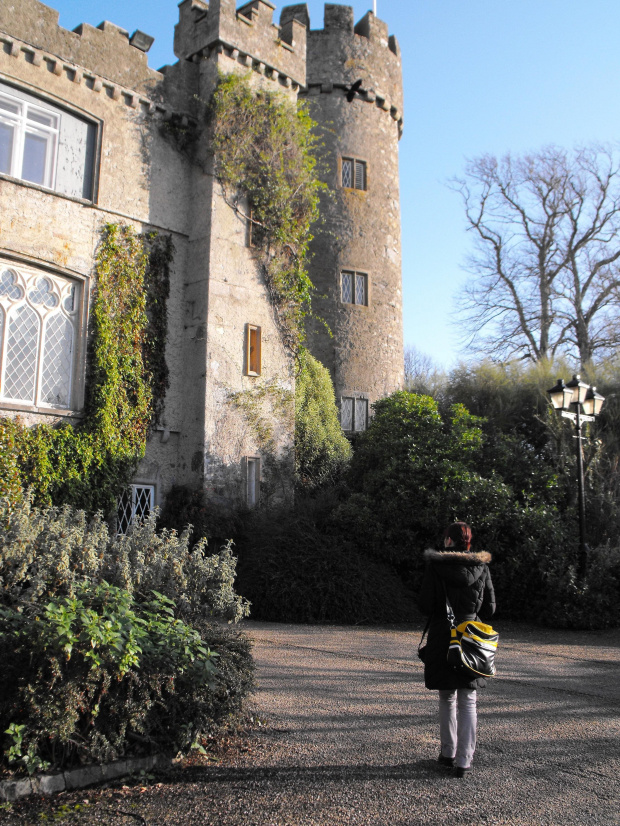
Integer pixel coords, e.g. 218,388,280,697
236,493,417,624
0,496,250,623
0,496,254,774
294,348,352,490
0,583,253,772
534,543,620,629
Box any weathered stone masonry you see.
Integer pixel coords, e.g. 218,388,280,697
0,0,404,516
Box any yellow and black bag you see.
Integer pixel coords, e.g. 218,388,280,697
443,586,499,678
447,620,499,678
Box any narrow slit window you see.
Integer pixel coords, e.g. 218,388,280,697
246,324,262,376
342,157,367,191
246,457,260,508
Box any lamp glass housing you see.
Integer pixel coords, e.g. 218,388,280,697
583,387,605,417
547,380,568,410
566,375,589,406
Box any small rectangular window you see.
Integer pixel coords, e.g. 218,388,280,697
246,324,262,376
354,398,368,432
117,484,154,535
341,396,368,433
246,457,260,507
341,271,368,306
340,397,353,431
342,156,367,191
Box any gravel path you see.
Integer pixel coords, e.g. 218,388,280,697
4,621,620,825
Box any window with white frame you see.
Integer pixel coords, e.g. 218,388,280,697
341,396,368,433
0,82,96,200
246,457,260,508
0,261,82,410
341,270,368,306
342,157,367,191
117,484,155,535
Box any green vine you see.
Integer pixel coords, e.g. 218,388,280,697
228,380,294,456
210,73,326,353
0,224,172,514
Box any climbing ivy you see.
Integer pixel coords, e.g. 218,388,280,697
210,73,325,353
0,224,172,515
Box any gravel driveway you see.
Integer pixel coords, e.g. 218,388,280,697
5,621,620,825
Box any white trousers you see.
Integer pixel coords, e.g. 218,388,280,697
438,688,477,769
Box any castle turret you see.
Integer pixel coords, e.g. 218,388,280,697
285,4,404,434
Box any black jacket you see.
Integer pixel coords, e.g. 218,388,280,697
418,548,496,690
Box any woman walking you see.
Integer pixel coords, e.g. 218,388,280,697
418,521,496,778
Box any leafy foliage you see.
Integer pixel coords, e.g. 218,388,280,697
211,73,325,352
235,491,416,624
0,495,250,624
0,496,253,774
0,224,172,514
0,584,250,772
294,348,352,490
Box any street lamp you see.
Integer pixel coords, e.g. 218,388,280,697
547,375,605,577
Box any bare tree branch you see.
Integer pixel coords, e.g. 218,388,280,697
451,144,620,367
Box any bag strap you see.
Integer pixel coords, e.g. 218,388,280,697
440,577,457,629
417,613,431,654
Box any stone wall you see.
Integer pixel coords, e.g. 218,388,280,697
0,0,406,513
295,4,405,410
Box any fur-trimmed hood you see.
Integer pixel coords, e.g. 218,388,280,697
423,548,492,566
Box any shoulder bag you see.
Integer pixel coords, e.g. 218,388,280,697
444,586,499,678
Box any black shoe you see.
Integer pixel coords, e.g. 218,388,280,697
437,754,455,768
454,766,471,778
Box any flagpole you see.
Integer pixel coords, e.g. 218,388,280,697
373,1,377,14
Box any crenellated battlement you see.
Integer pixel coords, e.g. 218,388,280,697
280,4,403,136
174,0,306,89
0,0,161,93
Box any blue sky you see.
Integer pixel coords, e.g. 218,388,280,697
49,0,620,367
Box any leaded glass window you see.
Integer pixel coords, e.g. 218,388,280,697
342,158,353,188
117,484,155,535
0,261,81,409
341,396,368,433
341,157,367,191
341,271,353,303
354,398,368,432
340,397,353,431
341,271,368,306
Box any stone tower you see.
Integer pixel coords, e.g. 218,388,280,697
282,4,404,434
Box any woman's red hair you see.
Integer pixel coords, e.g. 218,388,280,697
443,522,472,551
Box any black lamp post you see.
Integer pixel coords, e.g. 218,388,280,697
547,375,605,577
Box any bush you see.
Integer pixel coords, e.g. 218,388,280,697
0,496,250,623
235,493,417,624
294,348,352,490
156,484,245,552
0,583,253,773
534,543,620,629
0,495,254,774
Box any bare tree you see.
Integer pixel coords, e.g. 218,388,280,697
452,145,620,366
403,345,446,397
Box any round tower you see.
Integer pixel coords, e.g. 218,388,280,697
283,3,404,434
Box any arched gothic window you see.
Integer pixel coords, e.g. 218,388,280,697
0,262,82,410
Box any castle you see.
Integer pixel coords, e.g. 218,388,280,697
0,0,403,526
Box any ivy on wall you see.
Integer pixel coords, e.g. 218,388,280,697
0,224,172,515
210,73,325,353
